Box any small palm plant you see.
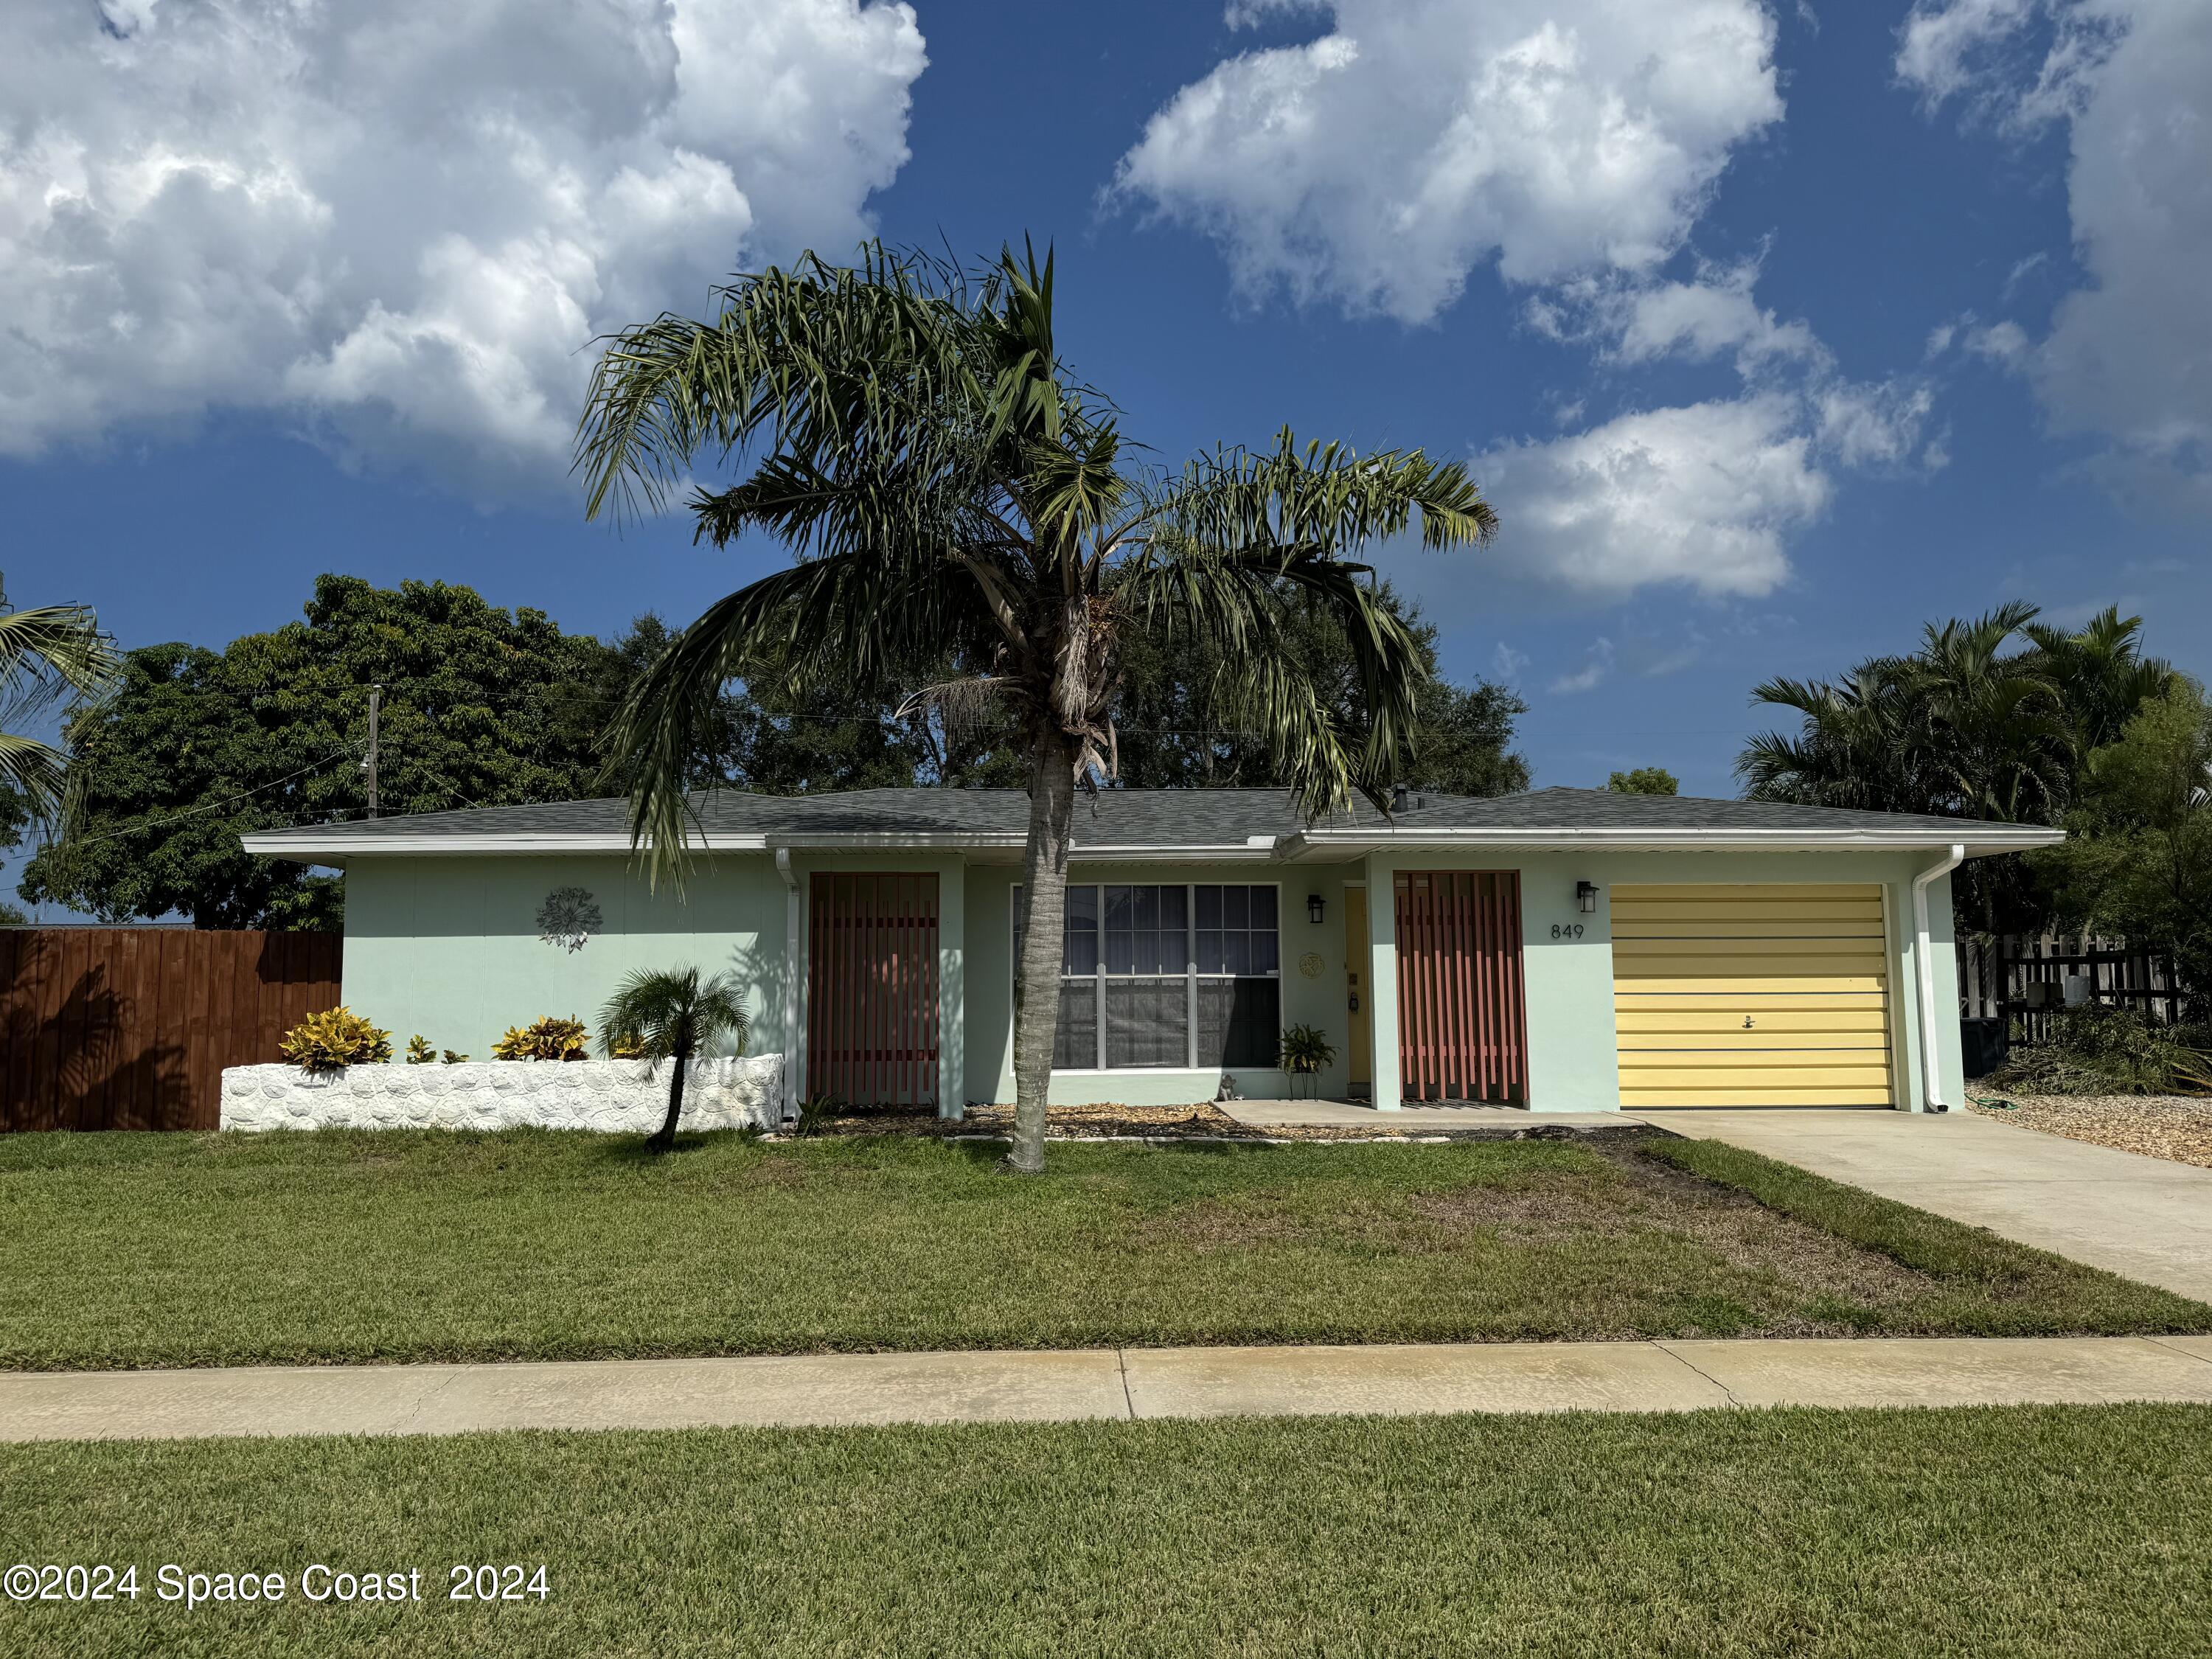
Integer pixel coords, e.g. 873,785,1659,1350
599,966,750,1152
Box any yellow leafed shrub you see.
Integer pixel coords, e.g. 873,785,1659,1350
493,1015,591,1062
279,1007,394,1074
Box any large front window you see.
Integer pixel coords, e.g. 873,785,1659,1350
1020,883,1281,1070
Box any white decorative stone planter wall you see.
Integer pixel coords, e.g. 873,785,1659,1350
220,1056,785,1134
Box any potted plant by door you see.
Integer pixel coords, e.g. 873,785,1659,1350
1279,1023,1338,1100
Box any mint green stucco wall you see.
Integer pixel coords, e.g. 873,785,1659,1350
341,855,787,1064
338,845,1969,1119
1357,849,1966,1113
963,861,1366,1107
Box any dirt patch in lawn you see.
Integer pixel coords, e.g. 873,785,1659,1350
1147,1144,1931,1315
1967,1093,2212,1171
793,1102,1647,1144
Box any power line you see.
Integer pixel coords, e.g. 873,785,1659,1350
49,747,361,851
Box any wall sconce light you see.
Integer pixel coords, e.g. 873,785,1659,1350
1307,894,1326,925
1576,880,1599,914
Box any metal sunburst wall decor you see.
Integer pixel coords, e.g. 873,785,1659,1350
537,886,603,953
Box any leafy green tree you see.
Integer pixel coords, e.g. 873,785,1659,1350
1608,767,1678,796
1110,581,1527,796
2037,681,2212,1015
645,578,1526,799
577,242,1495,1172
599,965,751,1152
22,577,626,928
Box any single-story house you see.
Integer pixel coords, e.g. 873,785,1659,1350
242,786,2060,1117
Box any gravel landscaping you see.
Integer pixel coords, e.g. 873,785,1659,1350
1966,1092,2212,1170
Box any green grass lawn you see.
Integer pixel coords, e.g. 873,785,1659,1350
2,1405,2208,1657
1,1129,2201,1369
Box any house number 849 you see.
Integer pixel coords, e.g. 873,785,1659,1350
1551,923,1585,939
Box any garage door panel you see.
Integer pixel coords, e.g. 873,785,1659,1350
1610,889,1885,902
1617,975,1891,998
1615,989,1889,1012
1622,1085,1897,1108
1613,917,1885,940
1615,1007,1891,1034
1611,882,1894,1109
1617,1033,1889,1056
1620,1057,1894,1082
1615,962,1889,987
1613,935,1888,959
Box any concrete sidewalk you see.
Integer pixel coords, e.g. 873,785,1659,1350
4,1335,2210,1442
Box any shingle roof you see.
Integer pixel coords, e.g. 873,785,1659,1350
241,785,2059,858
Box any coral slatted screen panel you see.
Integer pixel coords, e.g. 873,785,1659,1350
1,928,341,1130
1391,872,1528,1104
807,873,940,1107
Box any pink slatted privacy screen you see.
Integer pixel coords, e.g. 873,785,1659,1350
807,873,939,1107
1392,871,1528,1104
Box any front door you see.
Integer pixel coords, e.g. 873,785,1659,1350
1344,887,1372,1096
807,872,939,1107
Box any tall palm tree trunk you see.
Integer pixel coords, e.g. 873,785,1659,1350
1008,734,1078,1175
650,1042,691,1152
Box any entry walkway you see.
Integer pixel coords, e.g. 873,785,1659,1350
3,1335,2210,1441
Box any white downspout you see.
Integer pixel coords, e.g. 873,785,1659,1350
776,847,801,1123
1911,844,1966,1113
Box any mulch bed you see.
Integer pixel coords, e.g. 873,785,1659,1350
1966,1091,2212,1171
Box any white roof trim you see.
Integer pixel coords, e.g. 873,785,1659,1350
1279,825,2063,858
243,822,2063,862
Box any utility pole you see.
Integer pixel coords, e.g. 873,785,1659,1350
366,684,382,818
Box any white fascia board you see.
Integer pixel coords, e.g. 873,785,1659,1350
1278,827,2063,859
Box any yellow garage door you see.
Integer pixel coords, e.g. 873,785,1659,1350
1613,883,1894,1107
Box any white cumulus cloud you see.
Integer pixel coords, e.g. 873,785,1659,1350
1899,0,2212,512
1481,261,1938,599
0,0,926,493
1477,396,1832,600
1110,0,1783,324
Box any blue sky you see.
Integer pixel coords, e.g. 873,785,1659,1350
4,0,2207,835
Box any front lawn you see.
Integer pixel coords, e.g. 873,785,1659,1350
1,1130,2201,1370
2,1405,2208,1657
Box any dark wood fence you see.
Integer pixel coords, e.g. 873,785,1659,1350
1956,932,2184,1042
0,929,341,1130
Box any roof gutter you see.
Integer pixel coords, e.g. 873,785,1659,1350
1279,827,2062,858
1911,844,1967,1112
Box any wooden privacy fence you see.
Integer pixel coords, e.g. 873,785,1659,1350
1391,870,1528,1104
1955,933,2185,1040
0,929,341,1130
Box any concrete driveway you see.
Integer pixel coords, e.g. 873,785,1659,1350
1638,1107,2212,1304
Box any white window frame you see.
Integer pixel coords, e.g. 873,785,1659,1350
1013,881,1284,1073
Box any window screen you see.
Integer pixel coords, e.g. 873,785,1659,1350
1017,882,1280,1072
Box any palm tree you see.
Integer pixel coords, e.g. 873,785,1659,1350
2023,605,2177,754
1736,602,2152,935
576,242,1495,1174
599,966,751,1152
1,575,119,825
1740,605,2070,824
